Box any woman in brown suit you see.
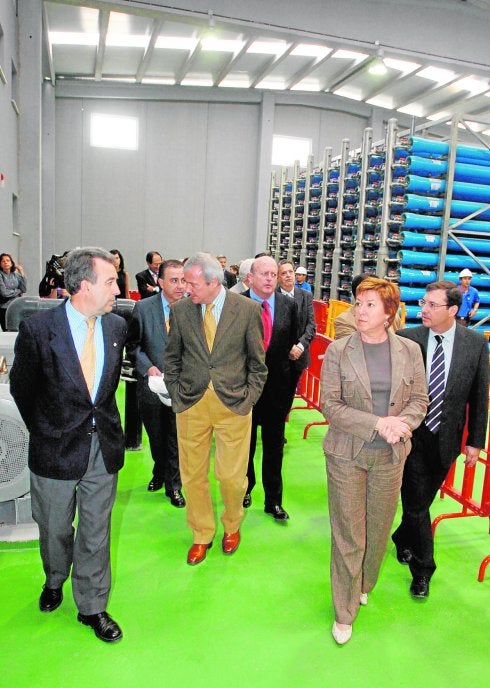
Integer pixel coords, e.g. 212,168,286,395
320,277,427,645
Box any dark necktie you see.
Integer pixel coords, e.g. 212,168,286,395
261,301,272,351
425,334,445,433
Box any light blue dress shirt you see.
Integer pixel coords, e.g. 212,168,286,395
66,300,105,401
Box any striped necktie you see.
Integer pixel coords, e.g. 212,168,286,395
425,335,445,433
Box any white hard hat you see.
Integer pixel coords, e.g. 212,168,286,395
295,266,307,275
459,268,473,278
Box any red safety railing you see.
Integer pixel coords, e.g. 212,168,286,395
290,333,332,438
432,415,490,582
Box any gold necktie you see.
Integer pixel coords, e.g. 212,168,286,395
204,304,216,351
80,317,96,395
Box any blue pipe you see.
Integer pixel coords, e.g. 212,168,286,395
402,212,490,232
406,156,490,184
409,136,490,165
404,194,490,220
401,231,490,254
400,250,490,270
405,175,490,203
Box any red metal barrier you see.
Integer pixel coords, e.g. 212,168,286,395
432,420,490,582
290,334,332,438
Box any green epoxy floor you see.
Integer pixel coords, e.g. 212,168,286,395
1,398,488,687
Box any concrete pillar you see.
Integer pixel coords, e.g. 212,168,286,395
254,91,275,255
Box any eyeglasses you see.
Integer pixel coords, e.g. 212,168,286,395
418,298,449,310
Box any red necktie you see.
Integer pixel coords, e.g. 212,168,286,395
261,301,272,351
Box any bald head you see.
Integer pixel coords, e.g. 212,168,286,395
250,256,278,299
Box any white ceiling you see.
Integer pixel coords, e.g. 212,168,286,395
42,0,490,137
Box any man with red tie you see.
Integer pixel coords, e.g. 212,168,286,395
242,256,297,520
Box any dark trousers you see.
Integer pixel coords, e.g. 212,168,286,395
30,433,117,615
247,401,286,507
137,378,181,491
392,423,451,579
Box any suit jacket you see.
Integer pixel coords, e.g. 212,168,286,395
321,331,428,464
164,290,267,415
277,287,316,372
334,304,402,340
10,303,127,480
243,290,298,416
126,293,167,378
397,324,488,466
135,268,159,299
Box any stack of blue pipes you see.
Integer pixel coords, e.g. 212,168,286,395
386,135,490,331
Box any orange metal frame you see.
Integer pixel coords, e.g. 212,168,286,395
432,418,490,582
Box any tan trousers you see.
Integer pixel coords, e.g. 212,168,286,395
176,388,252,544
326,447,405,625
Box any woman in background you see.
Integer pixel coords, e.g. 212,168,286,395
110,249,130,299
0,252,26,330
320,277,427,645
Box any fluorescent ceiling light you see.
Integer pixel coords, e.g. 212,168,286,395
290,80,322,92
49,31,98,46
219,74,250,88
256,79,287,90
416,66,455,84
397,103,424,117
291,44,331,59
181,77,214,87
333,86,363,101
201,38,245,52
142,77,176,85
247,40,288,55
383,57,420,74
103,77,137,83
106,34,149,48
426,111,451,121
332,49,368,63
456,120,483,131
482,128,490,136
366,95,394,109
155,36,198,51
453,76,488,95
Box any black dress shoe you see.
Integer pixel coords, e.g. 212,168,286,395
147,477,164,492
410,576,430,599
165,489,186,508
243,493,252,508
264,504,290,521
39,586,63,612
396,547,413,564
77,611,123,643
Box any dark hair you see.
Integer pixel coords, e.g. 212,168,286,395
426,280,462,308
356,277,400,326
109,249,125,272
159,259,184,279
278,259,294,269
146,251,162,264
254,251,270,259
63,247,115,295
351,273,376,298
0,253,16,273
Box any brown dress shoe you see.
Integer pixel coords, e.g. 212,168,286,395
187,542,212,565
222,531,240,555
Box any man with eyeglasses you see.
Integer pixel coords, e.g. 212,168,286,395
392,281,488,600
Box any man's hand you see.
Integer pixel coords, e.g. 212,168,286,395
463,445,481,468
147,366,162,377
288,345,303,361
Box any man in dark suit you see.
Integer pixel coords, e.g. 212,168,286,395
392,280,488,599
164,253,267,565
217,254,237,289
126,259,186,505
277,259,316,399
135,251,163,299
242,255,297,520
10,247,127,643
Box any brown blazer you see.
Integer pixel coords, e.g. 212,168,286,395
320,331,428,463
163,290,267,415
334,305,401,340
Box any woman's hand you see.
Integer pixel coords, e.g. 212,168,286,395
376,416,412,445
16,264,24,277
